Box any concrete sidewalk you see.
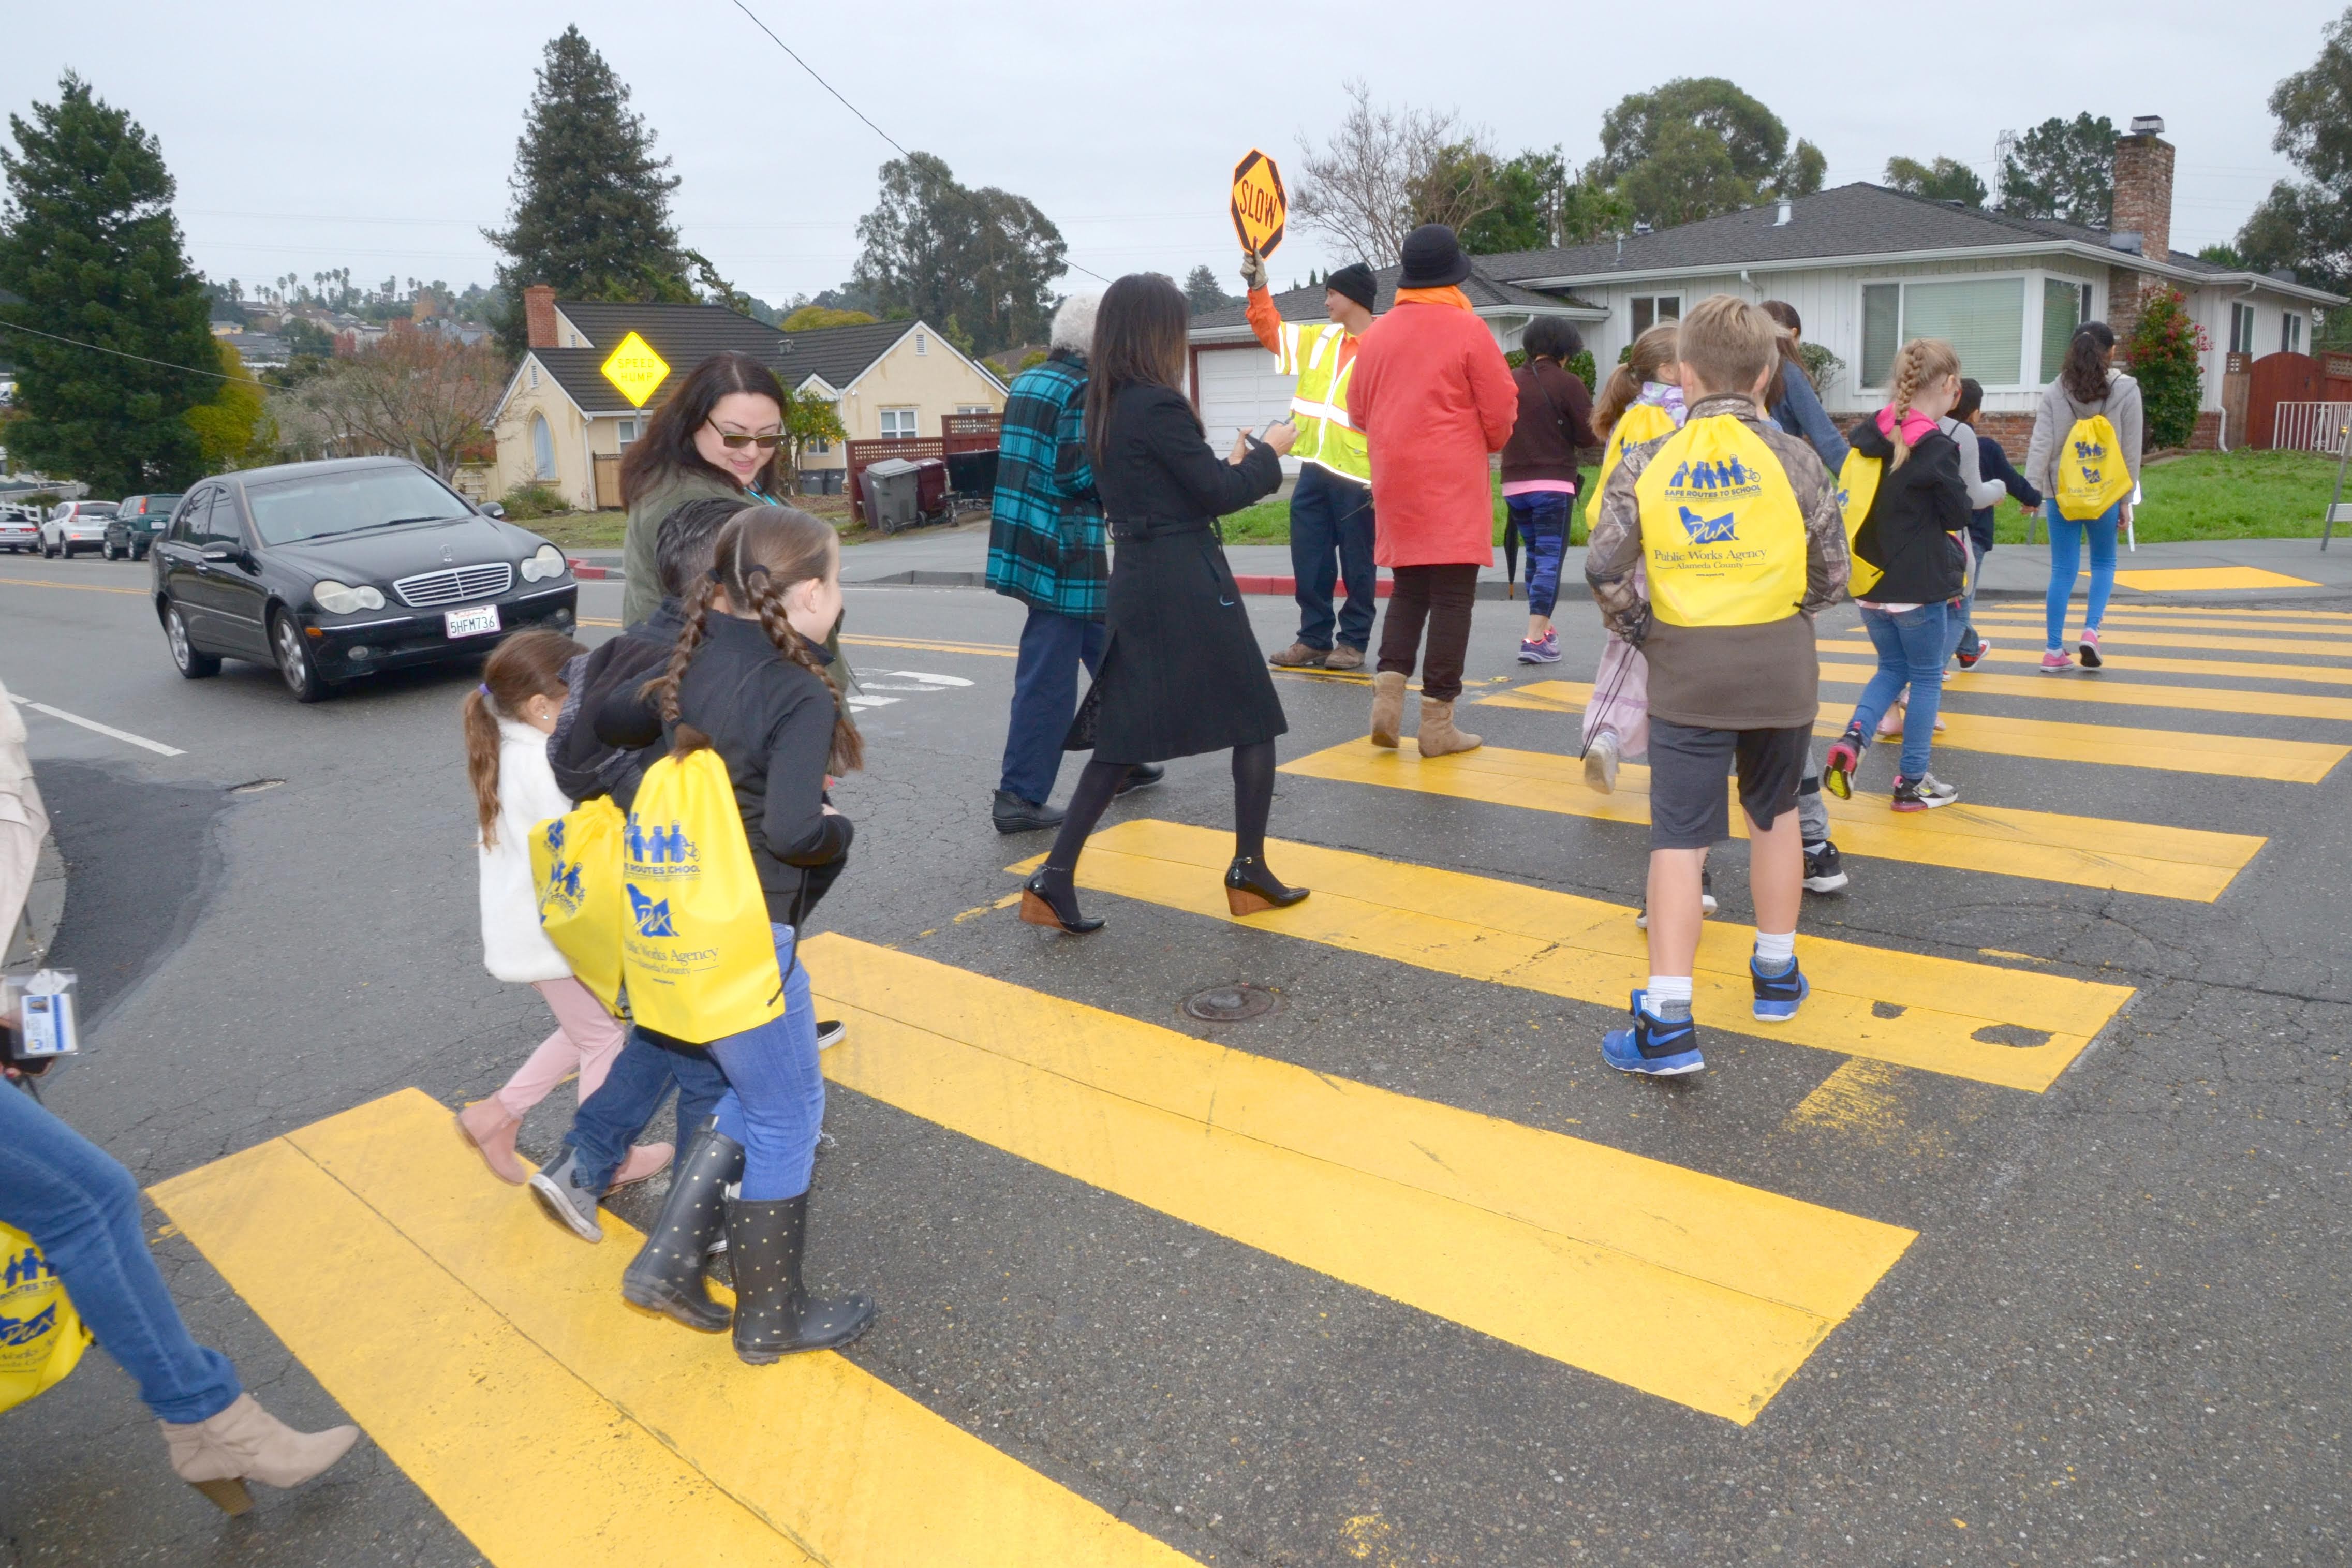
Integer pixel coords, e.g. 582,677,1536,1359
571,523,2352,605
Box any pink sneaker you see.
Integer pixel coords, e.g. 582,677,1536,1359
2038,649,2074,674
2078,627,2104,670
1875,704,1905,738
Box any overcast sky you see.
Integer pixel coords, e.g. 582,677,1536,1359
4,1,2340,309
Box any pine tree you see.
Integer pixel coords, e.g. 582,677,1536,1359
484,26,695,354
0,73,217,493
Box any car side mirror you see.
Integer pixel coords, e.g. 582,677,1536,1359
201,544,238,563
480,501,506,520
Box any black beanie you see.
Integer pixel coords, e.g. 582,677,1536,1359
1324,262,1377,312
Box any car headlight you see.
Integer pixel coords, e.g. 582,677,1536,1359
520,543,568,583
312,579,385,614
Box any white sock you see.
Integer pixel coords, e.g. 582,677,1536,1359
1753,930,1796,970
1645,975,1694,1018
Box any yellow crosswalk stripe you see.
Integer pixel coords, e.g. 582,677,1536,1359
807,935,1914,1426
1826,643,2352,688
1019,820,2132,1093
1970,608,2352,640
153,1090,1196,1568
2071,602,2352,622
1836,627,2352,661
2106,566,2318,593
1478,680,2347,785
1281,739,2262,901
1818,667,2352,722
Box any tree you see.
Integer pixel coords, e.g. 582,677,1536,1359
1594,78,1822,228
1996,113,2116,224
0,73,216,493
2235,6,2352,293
2197,242,2247,268
852,152,1066,356
283,331,506,479
484,26,696,354
1885,155,1987,207
2123,287,2208,449
781,304,878,331
184,339,272,469
1292,80,1483,267
1183,265,1237,315
783,389,846,474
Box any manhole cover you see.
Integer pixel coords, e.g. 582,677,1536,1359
1182,984,1278,1023
227,778,285,794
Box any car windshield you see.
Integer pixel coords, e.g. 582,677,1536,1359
138,495,182,516
244,468,474,545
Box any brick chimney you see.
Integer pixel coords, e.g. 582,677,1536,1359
523,285,558,349
2110,117,2172,264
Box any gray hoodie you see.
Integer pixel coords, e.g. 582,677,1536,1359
2025,368,2143,500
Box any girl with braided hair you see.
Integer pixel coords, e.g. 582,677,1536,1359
1821,339,1972,812
594,505,874,1363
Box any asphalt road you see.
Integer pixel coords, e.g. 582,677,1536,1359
0,544,2346,1567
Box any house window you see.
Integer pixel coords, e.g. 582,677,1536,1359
1629,295,1681,336
914,331,928,356
2284,313,2305,354
1860,277,2026,388
2040,278,2094,382
528,363,539,389
2229,302,2257,356
616,417,640,448
531,413,556,481
879,407,919,438
955,404,993,415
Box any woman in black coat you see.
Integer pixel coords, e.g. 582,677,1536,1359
1021,272,1307,934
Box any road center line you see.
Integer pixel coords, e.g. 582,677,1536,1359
9,695,184,756
0,573,149,597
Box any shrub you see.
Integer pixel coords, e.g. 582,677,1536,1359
498,483,567,520
1795,341,1845,399
1569,348,1597,394
2125,287,2209,449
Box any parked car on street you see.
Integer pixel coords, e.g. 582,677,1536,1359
40,500,117,557
103,493,184,560
151,456,574,703
0,506,38,553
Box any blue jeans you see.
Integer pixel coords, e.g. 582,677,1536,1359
0,1085,241,1423
998,604,1105,805
1505,493,1573,617
1849,603,1950,781
2044,500,2121,649
706,925,825,1202
1288,464,1377,651
560,1025,730,1191
1945,548,1981,664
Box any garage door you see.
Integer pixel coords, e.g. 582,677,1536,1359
1194,344,1298,474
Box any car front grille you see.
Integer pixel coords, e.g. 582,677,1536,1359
394,562,513,608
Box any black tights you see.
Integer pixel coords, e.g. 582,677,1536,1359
1041,742,1277,881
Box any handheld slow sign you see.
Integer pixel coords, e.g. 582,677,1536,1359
600,331,671,409
1230,150,1287,259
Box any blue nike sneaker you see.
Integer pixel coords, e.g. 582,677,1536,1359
1750,954,1809,1022
1601,990,1705,1076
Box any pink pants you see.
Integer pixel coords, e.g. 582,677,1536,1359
494,975,627,1118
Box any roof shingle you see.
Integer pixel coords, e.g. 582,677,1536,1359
1189,265,1599,331
537,301,934,409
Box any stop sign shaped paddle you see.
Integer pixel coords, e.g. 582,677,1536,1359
1231,150,1286,258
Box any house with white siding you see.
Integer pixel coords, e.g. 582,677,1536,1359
1190,118,2342,455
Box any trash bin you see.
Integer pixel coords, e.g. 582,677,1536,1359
909,457,950,520
945,448,1000,502
861,458,923,532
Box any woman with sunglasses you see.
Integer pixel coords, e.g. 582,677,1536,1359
617,352,794,628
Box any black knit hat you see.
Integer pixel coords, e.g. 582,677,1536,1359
1324,262,1377,312
1397,224,1471,288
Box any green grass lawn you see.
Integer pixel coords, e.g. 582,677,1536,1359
1224,450,2348,548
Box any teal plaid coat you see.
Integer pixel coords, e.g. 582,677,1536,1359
986,351,1105,620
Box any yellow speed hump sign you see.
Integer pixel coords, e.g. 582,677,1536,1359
600,331,670,408
1230,149,1287,259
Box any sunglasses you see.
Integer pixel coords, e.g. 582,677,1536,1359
705,421,785,450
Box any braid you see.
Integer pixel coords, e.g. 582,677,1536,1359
642,578,719,747
744,571,865,775
1886,345,1925,470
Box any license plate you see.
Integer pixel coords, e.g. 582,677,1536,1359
445,604,502,639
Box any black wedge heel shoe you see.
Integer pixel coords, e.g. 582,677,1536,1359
1225,855,1309,916
1020,868,1104,934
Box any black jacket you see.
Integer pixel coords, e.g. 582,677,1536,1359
550,598,682,809
598,612,851,927
1847,417,1968,604
1970,433,2040,556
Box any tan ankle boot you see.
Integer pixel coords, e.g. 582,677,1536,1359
607,1141,676,1190
455,1100,525,1184
1417,697,1482,757
162,1393,360,1515
1369,671,1407,748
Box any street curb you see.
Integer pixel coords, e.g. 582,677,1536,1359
6,831,65,970
568,558,616,580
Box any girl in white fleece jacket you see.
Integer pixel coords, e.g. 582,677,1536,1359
454,629,667,1187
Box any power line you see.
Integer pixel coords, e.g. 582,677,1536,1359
0,319,253,383
722,0,1114,287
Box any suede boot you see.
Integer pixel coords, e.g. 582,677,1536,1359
1369,671,1407,748
1417,697,1482,757
726,1193,876,1364
454,1100,525,1184
161,1394,360,1516
620,1127,742,1332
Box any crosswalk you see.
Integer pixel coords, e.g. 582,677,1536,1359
145,595,2350,1563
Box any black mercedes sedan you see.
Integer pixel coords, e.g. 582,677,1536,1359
151,456,578,702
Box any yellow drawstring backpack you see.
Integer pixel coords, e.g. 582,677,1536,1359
530,796,627,1015
2053,412,2134,520
619,747,785,1044
0,1221,90,1414
1591,400,1680,520
1833,447,1887,599
1632,412,1808,627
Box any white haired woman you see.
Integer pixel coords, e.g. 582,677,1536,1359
985,292,1163,832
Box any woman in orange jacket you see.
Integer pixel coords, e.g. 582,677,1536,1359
1347,225,1519,756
